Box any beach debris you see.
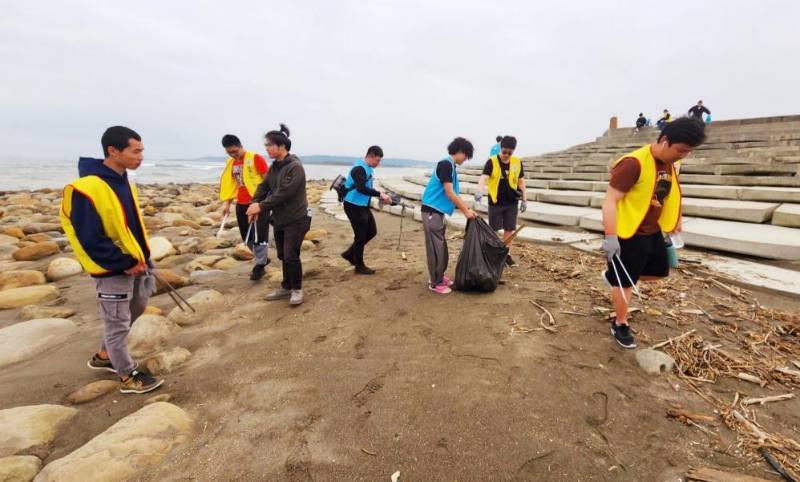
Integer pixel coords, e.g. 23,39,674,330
390,470,400,482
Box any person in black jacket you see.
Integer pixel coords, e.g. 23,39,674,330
688,100,710,120
341,145,392,274
246,124,310,306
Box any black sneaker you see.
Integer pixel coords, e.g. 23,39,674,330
120,369,164,394
250,264,266,281
355,265,376,275
341,249,355,266
610,321,636,349
506,255,517,267
87,353,116,373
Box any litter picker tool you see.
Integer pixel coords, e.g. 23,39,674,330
216,214,229,238
503,225,526,247
151,269,196,313
609,253,640,305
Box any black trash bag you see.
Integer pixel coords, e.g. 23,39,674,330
454,217,509,292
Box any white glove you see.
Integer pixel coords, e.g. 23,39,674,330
601,235,621,262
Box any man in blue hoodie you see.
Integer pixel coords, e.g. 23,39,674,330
60,126,163,394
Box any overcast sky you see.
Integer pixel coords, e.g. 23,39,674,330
1,0,798,162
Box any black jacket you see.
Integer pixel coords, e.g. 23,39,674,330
251,154,308,228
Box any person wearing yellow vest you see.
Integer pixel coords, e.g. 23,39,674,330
475,136,527,266
60,126,163,394
219,134,270,280
601,117,706,349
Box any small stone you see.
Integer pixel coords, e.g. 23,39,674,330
231,244,254,261
0,234,19,245
301,240,316,251
12,242,60,261
0,404,78,457
212,257,238,270
21,223,62,235
64,380,119,404
153,269,189,295
0,285,59,310
45,258,83,281
142,347,191,375
0,270,46,291
143,305,163,316
635,349,676,375
23,233,52,243
149,237,176,261
188,270,230,285
173,219,201,230
0,455,42,482
18,305,76,321
144,393,171,405
304,228,328,242
1,227,25,239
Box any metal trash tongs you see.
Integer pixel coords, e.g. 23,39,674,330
150,269,196,313
610,253,640,305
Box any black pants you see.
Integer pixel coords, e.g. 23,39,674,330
274,216,311,290
604,232,669,287
343,202,377,267
235,203,269,246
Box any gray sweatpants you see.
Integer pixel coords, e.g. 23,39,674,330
422,211,448,288
95,272,154,377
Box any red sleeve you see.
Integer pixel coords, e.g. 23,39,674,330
254,154,268,174
609,157,640,193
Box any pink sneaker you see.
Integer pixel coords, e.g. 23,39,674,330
429,282,452,294
442,275,454,287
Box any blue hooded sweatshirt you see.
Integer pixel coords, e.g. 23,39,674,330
70,157,150,276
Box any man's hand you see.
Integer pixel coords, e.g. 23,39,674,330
125,263,146,276
519,200,527,213
246,203,261,223
222,200,231,217
473,192,483,203
464,208,478,220
601,234,621,262
673,216,683,234
379,193,392,204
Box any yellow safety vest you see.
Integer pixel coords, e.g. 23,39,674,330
613,145,682,239
487,155,522,204
219,151,264,201
60,176,150,275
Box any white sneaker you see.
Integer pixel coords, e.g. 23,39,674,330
289,289,304,306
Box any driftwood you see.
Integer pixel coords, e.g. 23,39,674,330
742,393,795,406
652,329,697,349
686,466,774,482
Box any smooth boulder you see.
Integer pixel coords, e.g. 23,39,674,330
0,271,46,292
0,405,77,457
635,349,676,375
45,258,83,282
12,243,60,262
142,347,192,375
153,269,189,295
64,380,119,405
19,306,76,321
148,237,176,261
34,403,193,482
0,285,59,310
0,455,42,482
127,315,177,356
0,318,76,368
167,289,224,326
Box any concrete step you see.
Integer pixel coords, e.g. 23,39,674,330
680,198,779,223
679,174,800,187
772,204,800,228
680,164,798,176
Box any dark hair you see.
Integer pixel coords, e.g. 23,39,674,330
658,117,706,147
500,136,517,150
265,123,291,151
495,135,503,143
638,113,644,116
221,134,241,148
102,126,141,157
447,137,474,159
366,145,384,158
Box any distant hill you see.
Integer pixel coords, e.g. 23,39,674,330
161,155,432,168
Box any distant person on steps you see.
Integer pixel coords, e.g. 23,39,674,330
656,109,672,130
635,113,647,132
688,100,711,122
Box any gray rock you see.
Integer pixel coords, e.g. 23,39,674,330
188,270,231,285
635,349,675,375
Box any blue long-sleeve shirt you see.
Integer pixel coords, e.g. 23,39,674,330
70,157,150,276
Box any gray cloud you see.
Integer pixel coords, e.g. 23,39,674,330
1,0,798,161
